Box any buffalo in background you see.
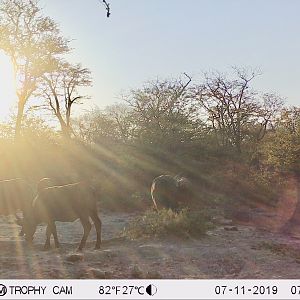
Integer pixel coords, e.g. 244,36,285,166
151,174,192,211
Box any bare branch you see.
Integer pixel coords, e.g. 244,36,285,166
97,0,111,17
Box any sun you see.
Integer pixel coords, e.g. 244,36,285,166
0,52,16,121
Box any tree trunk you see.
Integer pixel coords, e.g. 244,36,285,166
14,98,25,141
57,115,71,139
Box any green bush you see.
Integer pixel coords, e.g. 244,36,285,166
123,208,213,239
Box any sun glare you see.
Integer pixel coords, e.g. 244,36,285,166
0,53,16,121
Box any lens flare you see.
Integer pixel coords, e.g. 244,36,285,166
0,53,16,121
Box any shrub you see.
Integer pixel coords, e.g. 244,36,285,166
123,208,213,239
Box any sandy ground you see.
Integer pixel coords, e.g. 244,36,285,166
1,205,300,279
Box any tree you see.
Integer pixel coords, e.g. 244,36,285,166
40,62,92,138
75,104,135,145
279,107,300,135
105,103,136,142
192,68,283,156
124,74,201,153
260,107,300,172
0,113,57,145
0,0,69,139
277,107,300,232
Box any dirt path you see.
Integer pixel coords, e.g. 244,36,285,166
1,210,300,279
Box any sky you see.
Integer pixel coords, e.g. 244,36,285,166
1,0,300,119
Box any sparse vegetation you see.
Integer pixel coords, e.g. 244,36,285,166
123,208,214,239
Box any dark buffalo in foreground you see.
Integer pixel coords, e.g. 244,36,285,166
151,174,192,211
0,178,34,218
18,177,55,237
36,177,86,192
37,177,55,193
20,181,102,251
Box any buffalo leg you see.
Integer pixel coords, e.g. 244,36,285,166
15,214,24,236
44,225,52,250
78,217,92,251
50,222,60,248
90,212,102,249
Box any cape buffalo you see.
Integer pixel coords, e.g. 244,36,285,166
0,178,34,217
151,174,192,211
20,181,101,251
